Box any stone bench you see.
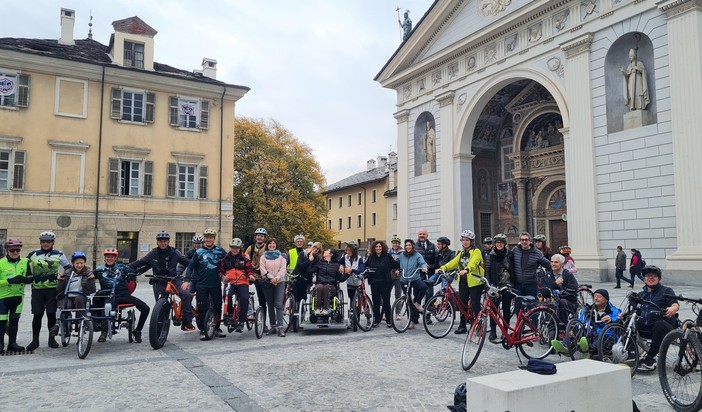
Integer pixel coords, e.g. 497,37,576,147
467,359,632,412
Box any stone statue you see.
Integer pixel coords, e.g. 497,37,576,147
424,121,436,165
620,48,650,111
399,10,412,41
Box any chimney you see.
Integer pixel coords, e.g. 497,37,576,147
367,159,376,170
201,58,217,80
59,8,75,45
377,156,387,169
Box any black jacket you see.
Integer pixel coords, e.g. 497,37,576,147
315,259,348,285
436,247,455,268
415,240,437,274
485,247,510,286
365,252,399,283
129,246,190,278
509,245,550,285
540,268,579,302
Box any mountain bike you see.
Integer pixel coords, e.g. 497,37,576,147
350,268,374,332
423,270,475,338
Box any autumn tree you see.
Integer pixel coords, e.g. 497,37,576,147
232,118,334,250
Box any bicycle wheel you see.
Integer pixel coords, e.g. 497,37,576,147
597,322,639,376
59,311,71,347
77,319,93,359
462,313,487,370
564,319,586,361
423,294,455,339
658,329,702,412
203,309,216,341
518,307,560,359
577,288,594,308
126,309,135,343
149,298,172,349
391,297,410,333
246,297,255,331
283,295,295,333
353,293,374,332
254,307,265,339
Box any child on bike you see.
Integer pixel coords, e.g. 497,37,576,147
219,238,254,333
50,251,96,336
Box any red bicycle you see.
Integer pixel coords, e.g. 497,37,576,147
462,274,559,370
423,270,476,338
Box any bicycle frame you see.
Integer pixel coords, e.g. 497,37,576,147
436,271,473,321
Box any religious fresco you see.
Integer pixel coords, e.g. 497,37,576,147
498,182,519,218
520,113,564,151
414,111,436,176
549,188,567,209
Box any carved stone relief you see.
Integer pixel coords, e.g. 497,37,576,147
478,0,513,18
547,56,564,78
505,34,518,53
403,84,412,99
528,23,542,43
467,55,477,71
417,78,425,93
554,11,569,32
581,0,599,20
432,70,442,86
485,44,498,64
448,62,459,80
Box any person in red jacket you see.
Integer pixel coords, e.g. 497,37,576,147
219,238,255,333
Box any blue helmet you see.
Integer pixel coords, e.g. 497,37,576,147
71,251,87,262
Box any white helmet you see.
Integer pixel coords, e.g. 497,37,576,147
460,230,475,240
254,227,267,235
294,234,305,241
39,231,56,241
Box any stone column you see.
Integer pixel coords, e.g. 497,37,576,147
516,178,527,232
455,153,475,235
394,110,410,238
659,0,702,273
436,91,456,239
560,34,608,279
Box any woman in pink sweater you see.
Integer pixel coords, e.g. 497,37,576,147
259,238,288,337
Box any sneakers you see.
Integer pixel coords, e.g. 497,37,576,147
321,309,330,315
49,325,59,337
488,330,497,342
408,321,416,330
263,325,269,334
215,328,226,338
235,324,243,333
314,309,322,315
26,340,39,351
98,332,107,343
278,328,286,337
551,339,570,355
638,357,656,371
579,337,590,359
132,330,142,343
181,323,197,332
48,336,59,349
6,343,25,352
454,326,467,335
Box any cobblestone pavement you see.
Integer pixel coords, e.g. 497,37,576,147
1,280,700,411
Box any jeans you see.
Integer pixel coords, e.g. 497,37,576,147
409,279,428,305
262,282,285,329
195,285,222,331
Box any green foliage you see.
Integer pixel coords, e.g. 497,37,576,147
232,118,335,250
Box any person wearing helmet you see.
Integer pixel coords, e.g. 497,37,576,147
219,238,255,333
0,239,31,353
184,228,227,339
636,265,680,371
246,227,269,331
52,252,96,331
389,235,403,317
558,245,577,276
507,232,550,323
25,231,71,351
340,241,366,325
425,237,455,292
93,248,150,343
187,234,205,260
128,231,194,332
533,235,552,260
482,237,494,264
437,230,484,334
287,235,305,273
485,233,512,342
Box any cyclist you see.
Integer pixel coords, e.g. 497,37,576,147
484,233,511,342
246,227,268,332
482,237,493,264
0,239,31,353
259,238,287,337
93,248,150,343
533,235,552,260
508,232,550,322
437,230,484,335
389,234,403,319
184,228,227,340
636,265,679,371
426,236,454,291
129,231,194,331
397,239,429,330
365,240,399,328
53,251,96,322
539,253,579,325
559,245,577,276
219,238,255,333
287,234,306,273
26,231,71,351
340,241,365,318
187,234,204,260
415,228,437,282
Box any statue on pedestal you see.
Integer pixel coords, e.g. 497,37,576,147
398,10,412,41
620,48,649,111
424,121,436,166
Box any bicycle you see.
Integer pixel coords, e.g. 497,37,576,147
562,303,598,361
422,270,475,339
658,294,702,412
461,274,559,371
391,268,424,333
55,270,93,359
219,283,261,338
89,268,138,344
282,273,303,333
349,268,374,332
577,283,595,312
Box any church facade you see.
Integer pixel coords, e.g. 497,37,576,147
376,0,702,282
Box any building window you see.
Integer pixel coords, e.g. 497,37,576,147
357,215,362,228
328,220,332,230
0,149,26,190
392,203,397,220
338,218,342,230
108,158,152,196
175,232,195,255
372,190,377,203
328,198,332,210
502,146,513,181
169,96,209,129
0,72,30,108
111,88,154,123
339,197,343,208
371,213,377,226
480,213,492,243
123,41,144,68
357,193,362,205
347,195,352,207
167,163,208,199
347,216,351,229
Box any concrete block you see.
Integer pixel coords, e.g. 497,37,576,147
467,360,632,412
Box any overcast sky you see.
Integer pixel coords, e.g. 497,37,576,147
5,0,433,184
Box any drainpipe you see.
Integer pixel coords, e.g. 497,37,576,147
218,85,226,241
92,65,106,269
362,186,367,246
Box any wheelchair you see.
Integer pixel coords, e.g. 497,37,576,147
298,281,347,329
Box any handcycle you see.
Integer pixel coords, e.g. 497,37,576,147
422,270,476,338
461,274,560,371
55,271,93,359
561,303,599,361
391,268,425,333
218,282,262,339
657,294,702,412
349,268,374,332
89,268,138,344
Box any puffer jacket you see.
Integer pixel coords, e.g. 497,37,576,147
509,245,550,285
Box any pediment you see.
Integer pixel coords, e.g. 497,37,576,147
112,16,158,37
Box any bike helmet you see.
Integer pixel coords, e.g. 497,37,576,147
229,238,243,248
203,228,217,237
254,227,267,235
103,248,119,256
4,238,23,249
192,234,204,244
345,241,359,249
454,382,467,406
558,245,571,255
436,236,451,246
493,233,507,243
39,231,56,241
390,234,402,243
460,230,475,240
156,230,170,240
534,234,547,242
642,265,662,278
483,237,493,244
294,234,305,241
71,251,87,262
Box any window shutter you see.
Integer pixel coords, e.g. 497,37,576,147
111,88,121,119
169,97,179,126
200,101,209,129
17,74,29,107
198,165,208,199
12,150,25,189
145,93,155,123
167,162,177,197
143,161,153,196
108,158,119,195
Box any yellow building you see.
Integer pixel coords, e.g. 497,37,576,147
322,154,397,249
0,9,248,263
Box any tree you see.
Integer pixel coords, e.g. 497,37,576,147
232,118,335,250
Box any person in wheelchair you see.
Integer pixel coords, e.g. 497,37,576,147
219,238,255,333
292,242,323,307
313,248,348,316
49,251,96,336
93,248,150,343
539,253,578,325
